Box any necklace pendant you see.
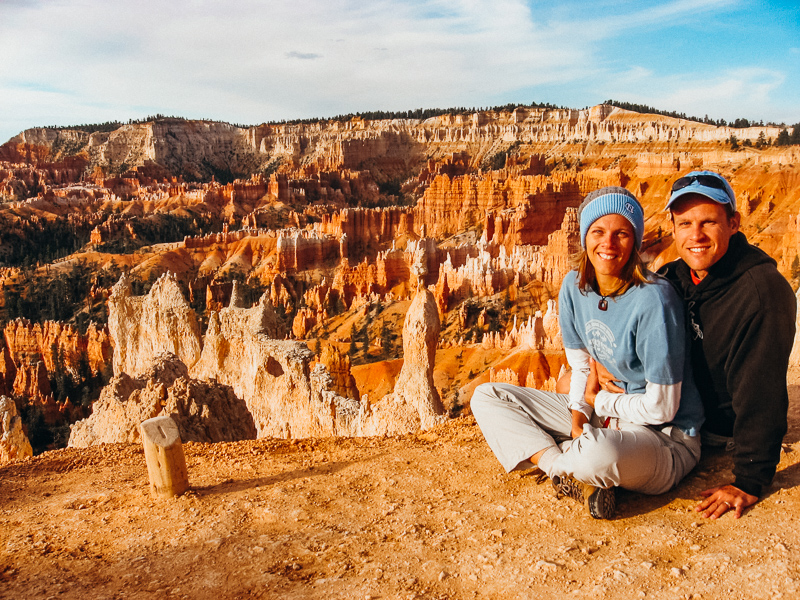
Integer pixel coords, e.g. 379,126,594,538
598,298,608,311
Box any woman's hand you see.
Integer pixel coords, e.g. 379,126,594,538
595,361,624,393
570,410,589,438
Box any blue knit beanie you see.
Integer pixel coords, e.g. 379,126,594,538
578,187,644,249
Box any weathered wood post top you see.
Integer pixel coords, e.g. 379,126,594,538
141,415,189,498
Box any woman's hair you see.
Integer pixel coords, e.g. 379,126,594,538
571,246,650,295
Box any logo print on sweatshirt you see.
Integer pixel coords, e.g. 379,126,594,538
584,319,617,365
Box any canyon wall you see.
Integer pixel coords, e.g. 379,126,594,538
4,106,790,203
413,171,586,242
72,271,446,444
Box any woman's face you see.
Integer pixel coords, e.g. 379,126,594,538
585,213,635,280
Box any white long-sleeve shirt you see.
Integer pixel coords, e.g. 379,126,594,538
565,347,681,426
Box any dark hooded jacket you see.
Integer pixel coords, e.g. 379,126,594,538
660,232,796,497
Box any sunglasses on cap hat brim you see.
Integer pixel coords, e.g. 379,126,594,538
671,174,730,196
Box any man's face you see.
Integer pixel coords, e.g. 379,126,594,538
670,195,740,280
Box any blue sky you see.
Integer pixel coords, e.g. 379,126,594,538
1,0,798,143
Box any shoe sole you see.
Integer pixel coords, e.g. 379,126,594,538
586,486,616,519
553,475,616,520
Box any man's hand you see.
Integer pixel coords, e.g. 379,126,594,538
570,409,589,438
695,484,758,519
595,361,624,393
584,359,601,406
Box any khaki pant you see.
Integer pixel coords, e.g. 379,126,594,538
471,383,700,494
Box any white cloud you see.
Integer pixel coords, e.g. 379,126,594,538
611,0,738,29
662,69,786,119
534,0,741,42
0,0,597,134
595,67,789,122
0,0,796,141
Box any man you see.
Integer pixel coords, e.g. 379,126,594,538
659,170,796,518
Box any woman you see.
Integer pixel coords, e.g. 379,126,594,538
471,187,704,519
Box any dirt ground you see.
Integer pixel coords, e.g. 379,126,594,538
4,385,800,600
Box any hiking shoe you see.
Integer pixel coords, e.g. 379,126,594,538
552,474,616,519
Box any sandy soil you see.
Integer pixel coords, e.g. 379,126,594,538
3,386,800,600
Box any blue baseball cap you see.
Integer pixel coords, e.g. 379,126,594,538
665,170,736,212
578,186,644,249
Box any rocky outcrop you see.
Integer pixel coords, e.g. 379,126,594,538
487,352,563,391
779,213,800,279
292,307,317,339
438,244,508,303
108,273,202,378
7,105,800,453
318,345,359,400
269,274,298,314
68,353,256,447
0,154,89,201
487,367,520,386
541,300,562,350
99,270,448,440
0,345,16,397
0,320,111,427
275,229,340,272
190,297,358,438
527,208,581,287
12,360,51,401
331,258,382,307
3,319,111,379
414,171,584,242
356,289,446,435
327,238,444,308
481,304,562,352
24,120,260,182
263,169,380,207
316,207,415,257
436,207,580,305
184,227,276,250
89,214,137,244
220,173,268,207
0,396,33,463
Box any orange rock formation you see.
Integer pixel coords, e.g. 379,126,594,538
2,105,800,445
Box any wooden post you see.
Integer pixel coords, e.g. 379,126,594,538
141,416,189,498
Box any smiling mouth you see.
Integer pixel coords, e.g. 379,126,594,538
597,253,618,260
